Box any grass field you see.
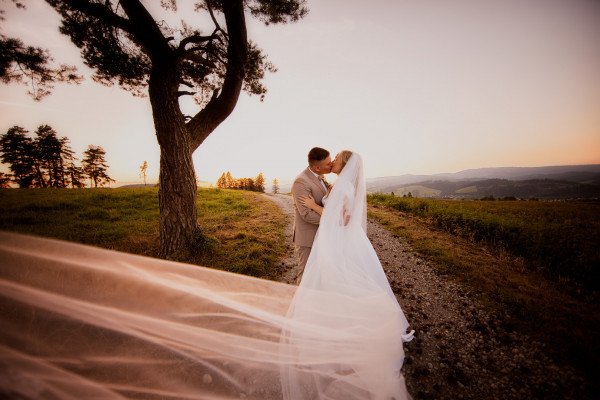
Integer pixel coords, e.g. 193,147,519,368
368,194,600,296
0,187,287,279
367,194,600,379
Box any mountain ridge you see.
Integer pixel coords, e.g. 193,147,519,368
364,164,600,199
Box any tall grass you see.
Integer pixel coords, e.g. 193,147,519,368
368,194,600,296
0,187,286,279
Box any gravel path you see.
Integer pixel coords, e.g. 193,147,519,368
263,194,590,400
262,194,302,284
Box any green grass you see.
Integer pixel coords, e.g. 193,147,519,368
0,188,159,253
0,187,287,279
366,197,600,384
194,189,287,279
368,194,600,297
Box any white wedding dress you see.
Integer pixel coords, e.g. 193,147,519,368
281,153,413,400
0,154,412,399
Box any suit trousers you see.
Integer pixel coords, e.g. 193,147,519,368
294,245,312,284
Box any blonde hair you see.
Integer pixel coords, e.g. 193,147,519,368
338,150,353,171
326,150,354,195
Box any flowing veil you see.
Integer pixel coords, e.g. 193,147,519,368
0,154,412,399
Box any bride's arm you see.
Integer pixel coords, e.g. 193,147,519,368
341,202,351,226
298,195,323,216
339,182,354,226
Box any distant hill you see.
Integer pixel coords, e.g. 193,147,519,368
365,164,600,200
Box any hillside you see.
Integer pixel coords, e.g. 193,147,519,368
374,178,600,200
366,164,600,199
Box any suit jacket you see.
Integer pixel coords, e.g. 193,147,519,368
291,167,328,247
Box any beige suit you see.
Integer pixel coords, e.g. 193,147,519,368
291,167,328,281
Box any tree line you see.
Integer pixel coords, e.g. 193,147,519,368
0,125,114,188
217,172,266,193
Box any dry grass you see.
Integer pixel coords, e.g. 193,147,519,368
194,189,287,279
368,203,600,379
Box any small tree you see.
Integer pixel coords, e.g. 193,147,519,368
33,125,75,188
82,145,114,188
217,172,227,189
139,161,148,185
225,172,235,189
0,126,36,187
272,178,279,194
255,173,265,193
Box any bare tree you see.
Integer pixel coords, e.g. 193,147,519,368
139,160,148,185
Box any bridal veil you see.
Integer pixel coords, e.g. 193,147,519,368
0,154,412,399
281,153,413,400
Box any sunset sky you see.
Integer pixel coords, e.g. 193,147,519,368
1,0,599,187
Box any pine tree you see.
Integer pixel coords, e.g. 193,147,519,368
82,145,115,188
225,172,234,189
0,126,36,187
272,178,280,194
33,125,75,188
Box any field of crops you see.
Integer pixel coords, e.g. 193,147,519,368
367,194,599,295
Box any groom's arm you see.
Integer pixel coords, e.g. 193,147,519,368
292,180,321,225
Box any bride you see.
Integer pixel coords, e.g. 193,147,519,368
282,151,414,400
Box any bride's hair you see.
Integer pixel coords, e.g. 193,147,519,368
338,150,353,171
326,150,354,195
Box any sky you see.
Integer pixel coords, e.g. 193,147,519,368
1,0,599,186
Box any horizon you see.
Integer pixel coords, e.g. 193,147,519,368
112,162,600,188
1,0,599,188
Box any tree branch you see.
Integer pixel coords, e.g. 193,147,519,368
187,0,247,151
179,33,216,50
181,52,217,68
59,0,134,34
206,0,227,39
177,90,195,97
117,0,172,59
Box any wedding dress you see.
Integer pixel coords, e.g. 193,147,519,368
281,153,413,400
0,154,412,399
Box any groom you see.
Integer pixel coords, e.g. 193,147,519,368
291,147,332,283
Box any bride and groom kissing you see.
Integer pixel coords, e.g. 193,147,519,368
283,147,415,399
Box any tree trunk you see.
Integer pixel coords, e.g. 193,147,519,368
149,65,198,260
